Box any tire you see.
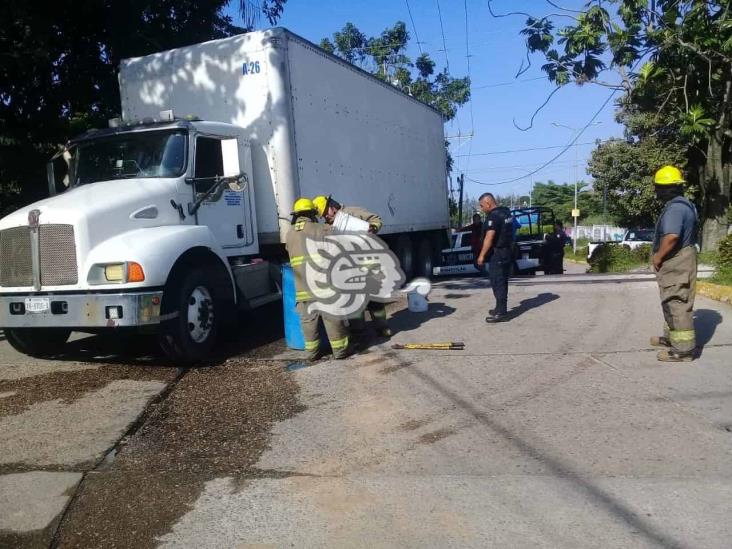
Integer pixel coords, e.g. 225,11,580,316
4,328,71,357
394,235,415,280
158,266,233,364
416,237,436,279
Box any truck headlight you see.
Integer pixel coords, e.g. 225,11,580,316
104,264,125,282
88,262,146,284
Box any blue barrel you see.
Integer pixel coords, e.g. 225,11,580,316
282,264,305,350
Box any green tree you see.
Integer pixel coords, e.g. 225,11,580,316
320,22,470,121
0,1,286,213
513,0,731,250
587,137,689,228
530,180,601,225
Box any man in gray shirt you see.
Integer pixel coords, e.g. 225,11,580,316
650,165,699,361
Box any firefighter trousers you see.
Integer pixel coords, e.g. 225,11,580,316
656,245,697,353
296,302,350,360
349,301,389,331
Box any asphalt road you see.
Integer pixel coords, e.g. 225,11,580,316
1,264,731,548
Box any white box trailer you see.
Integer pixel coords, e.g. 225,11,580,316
0,28,450,363
119,28,449,246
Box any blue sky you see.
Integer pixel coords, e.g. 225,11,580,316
228,0,624,201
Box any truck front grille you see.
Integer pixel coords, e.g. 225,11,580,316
0,227,33,286
0,224,78,287
40,225,78,285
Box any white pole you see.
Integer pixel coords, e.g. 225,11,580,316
573,132,579,253
529,174,533,207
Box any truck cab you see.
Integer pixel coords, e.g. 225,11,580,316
0,116,280,362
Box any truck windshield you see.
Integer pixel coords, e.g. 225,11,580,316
73,130,187,185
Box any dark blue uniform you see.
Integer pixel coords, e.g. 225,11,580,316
485,206,514,315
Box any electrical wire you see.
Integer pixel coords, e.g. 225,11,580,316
467,91,615,186
404,0,424,55
435,0,450,74
472,75,546,90
454,141,598,157
463,0,475,174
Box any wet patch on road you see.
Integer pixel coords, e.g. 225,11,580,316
54,358,302,549
417,427,457,445
399,417,433,431
0,365,176,418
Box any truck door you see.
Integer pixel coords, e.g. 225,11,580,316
193,135,257,254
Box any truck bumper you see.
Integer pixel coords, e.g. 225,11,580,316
0,291,164,329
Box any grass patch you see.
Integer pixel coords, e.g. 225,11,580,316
563,244,589,263
697,250,719,265
710,266,732,287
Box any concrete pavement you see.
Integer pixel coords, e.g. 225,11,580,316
0,335,177,548
158,272,732,549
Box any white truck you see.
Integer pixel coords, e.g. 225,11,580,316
0,28,449,362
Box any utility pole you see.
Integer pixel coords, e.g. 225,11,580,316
603,183,608,241
552,121,602,253
457,173,464,227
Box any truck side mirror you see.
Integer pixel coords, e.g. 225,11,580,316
47,148,73,196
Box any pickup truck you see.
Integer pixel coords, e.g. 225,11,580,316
432,206,558,276
587,228,654,260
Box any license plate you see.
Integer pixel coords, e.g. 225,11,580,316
24,297,50,313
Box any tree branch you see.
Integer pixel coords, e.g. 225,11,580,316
486,0,577,21
513,85,563,131
544,0,582,14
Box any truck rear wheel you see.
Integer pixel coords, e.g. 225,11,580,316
416,237,436,279
158,266,232,364
395,235,414,280
4,328,71,357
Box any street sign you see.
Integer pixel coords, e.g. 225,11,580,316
572,208,580,218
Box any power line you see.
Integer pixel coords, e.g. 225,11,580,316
435,0,450,74
468,53,644,187
454,141,599,157
463,0,475,173
472,75,546,90
467,92,616,186
465,159,575,173
404,0,424,55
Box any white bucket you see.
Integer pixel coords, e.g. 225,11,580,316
332,210,370,233
407,291,428,312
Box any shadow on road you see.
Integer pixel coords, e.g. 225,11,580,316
508,292,560,319
26,302,286,367
389,301,456,335
695,308,723,349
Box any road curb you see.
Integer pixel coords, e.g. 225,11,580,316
698,281,732,305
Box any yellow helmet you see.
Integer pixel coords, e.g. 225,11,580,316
292,197,315,214
654,165,685,185
312,195,330,217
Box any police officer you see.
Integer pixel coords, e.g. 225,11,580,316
544,221,567,275
312,195,391,337
285,198,351,360
651,165,699,362
476,192,515,322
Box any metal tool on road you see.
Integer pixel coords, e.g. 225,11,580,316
391,342,465,350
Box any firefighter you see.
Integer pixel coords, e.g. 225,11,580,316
651,165,699,362
286,198,351,360
313,195,391,337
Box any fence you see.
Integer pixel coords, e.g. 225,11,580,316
567,225,626,242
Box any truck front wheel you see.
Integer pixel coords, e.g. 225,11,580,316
4,328,71,357
158,267,232,364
